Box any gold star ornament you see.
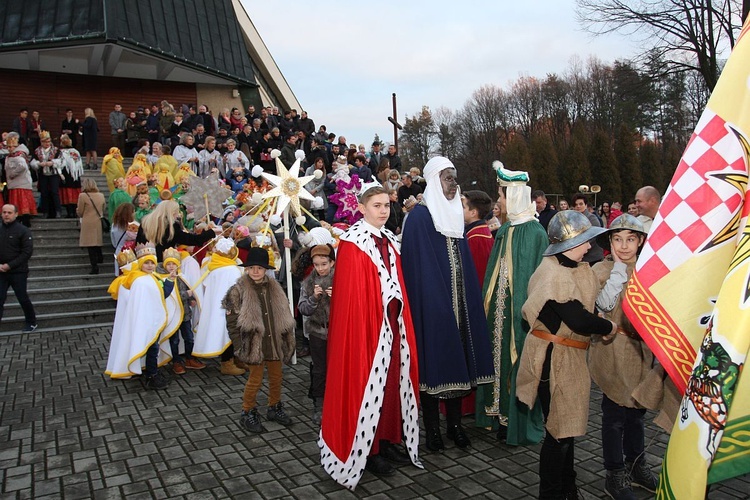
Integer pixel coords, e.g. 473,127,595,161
261,154,317,217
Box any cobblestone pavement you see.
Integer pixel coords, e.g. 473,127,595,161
1,327,748,499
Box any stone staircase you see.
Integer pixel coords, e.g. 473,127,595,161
1,165,119,334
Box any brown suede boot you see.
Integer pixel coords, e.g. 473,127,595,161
234,358,251,371
220,359,246,375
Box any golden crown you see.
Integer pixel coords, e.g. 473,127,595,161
135,242,157,259
162,247,181,263
116,249,136,267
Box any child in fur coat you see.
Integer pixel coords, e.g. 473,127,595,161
223,247,296,434
297,244,335,426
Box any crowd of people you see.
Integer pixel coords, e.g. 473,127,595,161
103,152,670,500
2,101,674,500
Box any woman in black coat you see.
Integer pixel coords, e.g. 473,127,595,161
136,200,219,261
82,107,99,169
267,127,284,151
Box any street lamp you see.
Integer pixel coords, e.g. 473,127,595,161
578,184,602,207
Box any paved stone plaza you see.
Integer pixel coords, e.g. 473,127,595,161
1,327,748,499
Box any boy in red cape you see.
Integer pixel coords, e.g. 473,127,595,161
319,185,422,490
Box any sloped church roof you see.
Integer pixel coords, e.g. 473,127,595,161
0,0,259,86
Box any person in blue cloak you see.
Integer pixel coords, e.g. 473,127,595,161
400,156,494,452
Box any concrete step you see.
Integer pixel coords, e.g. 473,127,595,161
28,262,116,277
33,237,116,249
32,233,87,245
27,272,114,289
4,295,114,316
1,159,135,334
0,308,115,334
32,243,114,257
30,253,114,266
30,217,82,230
8,283,110,301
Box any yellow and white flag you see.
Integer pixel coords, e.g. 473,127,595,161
624,19,750,499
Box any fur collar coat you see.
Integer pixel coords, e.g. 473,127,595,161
222,274,296,364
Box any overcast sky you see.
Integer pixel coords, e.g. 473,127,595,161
243,0,640,147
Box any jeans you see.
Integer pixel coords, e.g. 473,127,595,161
601,394,646,470
0,272,36,326
309,336,327,399
145,337,159,377
169,320,194,364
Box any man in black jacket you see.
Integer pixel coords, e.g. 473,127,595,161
385,144,402,172
532,189,557,230
0,204,37,332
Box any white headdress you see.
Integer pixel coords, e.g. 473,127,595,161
492,161,536,226
422,156,464,239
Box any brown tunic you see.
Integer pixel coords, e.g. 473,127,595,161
589,260,654,408
516,256,607,439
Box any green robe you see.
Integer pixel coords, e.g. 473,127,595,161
135,207,152,222
107,188,131,222
475,219,548,445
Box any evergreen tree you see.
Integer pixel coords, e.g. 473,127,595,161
502,132,531,171
529,132,561,194
639,139,663,193
662,141,683,191
562,127,591,199
589,128,621,202
614,123,643,203
399,106,435,171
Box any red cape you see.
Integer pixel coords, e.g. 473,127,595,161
319,229,421,489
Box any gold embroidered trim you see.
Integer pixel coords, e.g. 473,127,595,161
485,257,509,417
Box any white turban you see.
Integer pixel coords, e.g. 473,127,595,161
422,156,464,239
298,226,335,247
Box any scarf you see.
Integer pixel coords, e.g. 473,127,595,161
422,156,464,238
108,267,135,300
62,148,85,182
507,184,537,225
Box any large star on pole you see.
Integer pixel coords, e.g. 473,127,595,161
178,172,231,221
261,156,316,217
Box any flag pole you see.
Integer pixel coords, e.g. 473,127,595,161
283,205,296,365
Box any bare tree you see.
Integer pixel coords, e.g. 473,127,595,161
507,76,543,139
576,0,744,91
540,73,573,151
565,55,592,126
399,106,436,169
432,106,460,159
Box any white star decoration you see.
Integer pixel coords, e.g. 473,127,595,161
261,156,316,217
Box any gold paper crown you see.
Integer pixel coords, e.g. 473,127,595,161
116,249,136,267
135,242,157,260
162,247,181,265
